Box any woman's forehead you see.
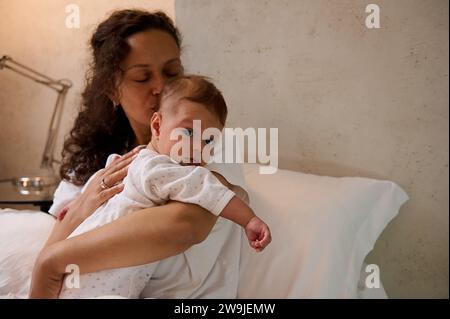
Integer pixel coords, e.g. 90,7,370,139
122,30,181,69
124,58,181,72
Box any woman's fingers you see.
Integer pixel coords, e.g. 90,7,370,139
100,147,143,185
78,146,144,213
103,154,135,176
98,182,125,202
110,154,122,163
122,145,145,158
62,148,143,222
102,163,131,188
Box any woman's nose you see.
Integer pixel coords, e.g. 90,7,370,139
150,74,164,95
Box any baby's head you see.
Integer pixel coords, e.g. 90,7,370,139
150,75,227,165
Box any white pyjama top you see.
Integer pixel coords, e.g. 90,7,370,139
58,148,236,298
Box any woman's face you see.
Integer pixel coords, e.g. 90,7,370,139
117,30,182,144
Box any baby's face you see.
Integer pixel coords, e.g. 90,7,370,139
155,99,223,166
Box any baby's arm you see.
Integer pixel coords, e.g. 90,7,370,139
219,196,254,227
220,196,272,251
209,172,271,250
139,155,272,250
138,155,235,216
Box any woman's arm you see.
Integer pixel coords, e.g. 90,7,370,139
43,183,124,247
30,201,217,298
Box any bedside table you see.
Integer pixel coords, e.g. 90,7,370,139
0,181,56,213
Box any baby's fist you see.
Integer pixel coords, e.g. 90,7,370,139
244,216,272,252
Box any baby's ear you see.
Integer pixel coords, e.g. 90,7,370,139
150,112,162,137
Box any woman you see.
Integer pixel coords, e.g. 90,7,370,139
29,9,248,298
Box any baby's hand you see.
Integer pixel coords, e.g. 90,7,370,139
244,216,272,252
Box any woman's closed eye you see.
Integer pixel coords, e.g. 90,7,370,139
164,62,183,78
133,72,151,83
134,71,179,83
164,70,181,78
135,77,150,83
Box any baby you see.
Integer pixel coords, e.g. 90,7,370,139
58,75,271,298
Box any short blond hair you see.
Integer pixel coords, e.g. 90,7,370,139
160,75,228,126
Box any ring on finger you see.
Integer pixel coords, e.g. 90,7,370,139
100,178,111,190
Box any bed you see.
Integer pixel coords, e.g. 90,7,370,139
0,163,408,298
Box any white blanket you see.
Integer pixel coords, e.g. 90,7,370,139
1,163,407,298
0,209,54,298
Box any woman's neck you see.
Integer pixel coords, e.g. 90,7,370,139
130,121,151,148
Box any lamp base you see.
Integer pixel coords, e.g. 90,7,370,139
12,175,59,195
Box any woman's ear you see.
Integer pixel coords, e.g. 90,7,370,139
107,92,120,108
150,112,162,139
109,79,122,107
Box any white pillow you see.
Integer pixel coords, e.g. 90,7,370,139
237,164,409,298
0,209,55,298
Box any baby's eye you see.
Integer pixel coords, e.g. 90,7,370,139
204,136,215,145
183,128,193,137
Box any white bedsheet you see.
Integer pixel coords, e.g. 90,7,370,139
0,207,387,299
0,162,405,299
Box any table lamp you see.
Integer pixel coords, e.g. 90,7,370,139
0,55,72,194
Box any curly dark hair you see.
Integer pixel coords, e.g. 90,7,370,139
60,9,182,186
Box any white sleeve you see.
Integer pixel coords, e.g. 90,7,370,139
105,153,121,167
204,130,250,204
137,155,236,216
206,162,249,205
48,179,82,216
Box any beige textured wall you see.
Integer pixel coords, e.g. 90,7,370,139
0,0,448,298
175,0,449,298
0,0,174,178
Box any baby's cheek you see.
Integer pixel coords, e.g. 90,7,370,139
162,140,175,157
164,139,184,161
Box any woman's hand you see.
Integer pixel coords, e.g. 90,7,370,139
64,145,144,224
40,146,146,263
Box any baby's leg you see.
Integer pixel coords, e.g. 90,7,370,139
59,263,158,299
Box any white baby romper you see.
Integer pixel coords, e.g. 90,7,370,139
58,148,235,298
